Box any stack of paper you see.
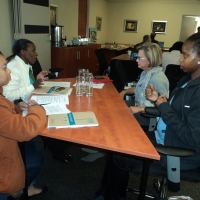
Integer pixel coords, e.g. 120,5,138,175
48,111,99,129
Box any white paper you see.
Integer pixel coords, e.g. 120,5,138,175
93,83,104,89
42,104,71,115
31,95,69,105
43,81,71,87
22,104,71,116
73,83,104,89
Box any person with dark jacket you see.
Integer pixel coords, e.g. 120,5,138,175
150,32,159,44
95,32,200,199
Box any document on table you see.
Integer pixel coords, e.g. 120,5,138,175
43,81,70,87
42,104,71,115
31,95,69,105
48,111,99,129
22,104,70,116
32,86,71,95
73,83,104,89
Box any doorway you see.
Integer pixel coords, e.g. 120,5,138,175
179,15,200,41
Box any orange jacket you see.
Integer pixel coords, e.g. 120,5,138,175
0,94,46,193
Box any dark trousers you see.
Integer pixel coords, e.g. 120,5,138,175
41,136,69,156
102,132,160,200
24,140,44,186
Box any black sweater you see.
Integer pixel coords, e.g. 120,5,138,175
158,73,200,169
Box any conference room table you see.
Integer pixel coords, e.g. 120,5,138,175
40,77,160,200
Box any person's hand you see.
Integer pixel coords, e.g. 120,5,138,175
36,70,48,81
155,94,167,107
18,100,39,110
129,106,145,114
18,101,29,111
145,84,159,102
119,90,126,99
33,79,43,89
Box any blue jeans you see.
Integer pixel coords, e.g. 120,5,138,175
0,140,43,199
23,140,44,186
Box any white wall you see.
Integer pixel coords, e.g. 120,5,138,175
49,0,79,41
0,0,14,57
1,0,200,60
88,0,108,44
106,1,200,47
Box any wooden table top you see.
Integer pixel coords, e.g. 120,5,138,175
112,54,133,61
40,78,160,160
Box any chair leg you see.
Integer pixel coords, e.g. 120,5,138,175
148,118,157,131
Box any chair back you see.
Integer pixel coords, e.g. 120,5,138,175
95,49,108,75
110,59,142,92
32,58,43,78
165,64,187,94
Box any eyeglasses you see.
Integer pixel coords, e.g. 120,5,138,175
136,57,148,61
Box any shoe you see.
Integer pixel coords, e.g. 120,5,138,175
28,186,49,199
7,187,48,200
53,152,73,164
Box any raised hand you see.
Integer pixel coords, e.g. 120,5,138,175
145,84,159,102
36,70,48,81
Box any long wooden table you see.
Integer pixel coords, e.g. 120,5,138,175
111,53,133,61
40,78,160,200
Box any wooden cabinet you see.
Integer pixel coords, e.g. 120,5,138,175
51,44,101,78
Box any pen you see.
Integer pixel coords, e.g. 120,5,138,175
20,97,31,106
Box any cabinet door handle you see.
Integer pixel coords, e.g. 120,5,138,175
79,52,80,60
88,50,89,57
77,52,78,60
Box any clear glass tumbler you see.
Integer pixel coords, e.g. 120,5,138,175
86,73,93,97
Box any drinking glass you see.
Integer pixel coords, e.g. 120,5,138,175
86,73,93,97
76,76,83,96
78,69,89,93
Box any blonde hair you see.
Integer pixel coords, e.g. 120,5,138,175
137,43,162,67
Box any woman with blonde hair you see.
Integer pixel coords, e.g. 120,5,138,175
120,42,169,127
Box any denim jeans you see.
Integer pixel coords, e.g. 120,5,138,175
23,140,44,186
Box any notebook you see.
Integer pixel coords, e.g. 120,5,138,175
48,111,99,129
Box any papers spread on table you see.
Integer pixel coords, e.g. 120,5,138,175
31,95,69,105
48,111,99,129
32,86,71,95
22,103,70,116
93,83,104,89
42,104,71,115
73,83,104,89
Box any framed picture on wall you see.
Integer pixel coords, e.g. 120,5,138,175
96,17,102,31
152,21,167,34
89,28,97,42
123,20,138,32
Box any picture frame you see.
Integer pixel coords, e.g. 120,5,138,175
96,17,102,31
89,28,97,42
123,20,138,32
152,21,167,34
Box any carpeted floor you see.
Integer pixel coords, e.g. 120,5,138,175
33,136,200,200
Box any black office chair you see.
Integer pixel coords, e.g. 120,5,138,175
32,58,63,79
95,49,109,75
128,107,200,199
